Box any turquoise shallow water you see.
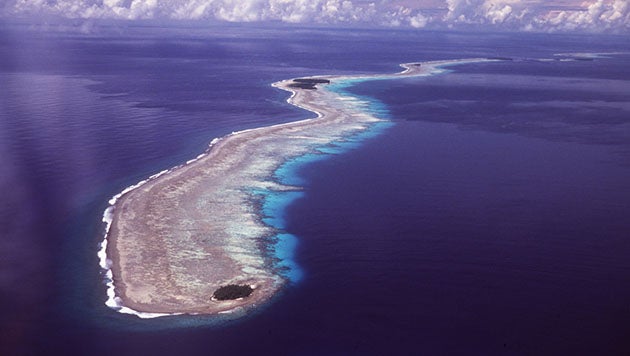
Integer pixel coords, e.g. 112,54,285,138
260,78,395,284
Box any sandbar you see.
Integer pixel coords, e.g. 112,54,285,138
100,58,493,318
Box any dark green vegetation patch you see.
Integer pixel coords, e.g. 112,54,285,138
288,78,331,90
213,284,254,300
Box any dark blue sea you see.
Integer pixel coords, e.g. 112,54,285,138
1,23,630,355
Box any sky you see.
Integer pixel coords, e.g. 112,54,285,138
0,0,629,33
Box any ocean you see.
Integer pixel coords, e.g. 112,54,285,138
1,23,630,355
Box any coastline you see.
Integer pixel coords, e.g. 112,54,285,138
100,58,494,318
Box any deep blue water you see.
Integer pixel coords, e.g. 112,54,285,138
1,23,630,355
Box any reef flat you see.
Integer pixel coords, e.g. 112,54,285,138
101,59,492,318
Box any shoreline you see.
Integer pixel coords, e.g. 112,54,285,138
100,58,495,318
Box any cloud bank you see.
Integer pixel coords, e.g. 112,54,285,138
2,0,629,33
442,0,629,32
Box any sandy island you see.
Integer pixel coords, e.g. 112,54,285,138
100,59,493,318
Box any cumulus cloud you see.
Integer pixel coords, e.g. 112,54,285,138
2,0,629,33
536,0,630,32
409,13,430,28
442,0,629,32
4,0,388,23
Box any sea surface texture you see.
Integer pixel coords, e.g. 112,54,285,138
1,24,630,355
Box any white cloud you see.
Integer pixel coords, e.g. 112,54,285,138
482,0,524,24
2,0,629,33
443,0,528,26
409,13,430,28
442,0,629,32
5,0,381,23
531,0,630,32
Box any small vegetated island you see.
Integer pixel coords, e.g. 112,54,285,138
100,58,493,318
287,78,331,90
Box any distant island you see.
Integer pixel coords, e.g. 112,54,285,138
99,58,494,318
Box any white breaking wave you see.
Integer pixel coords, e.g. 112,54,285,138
99,137,224,319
